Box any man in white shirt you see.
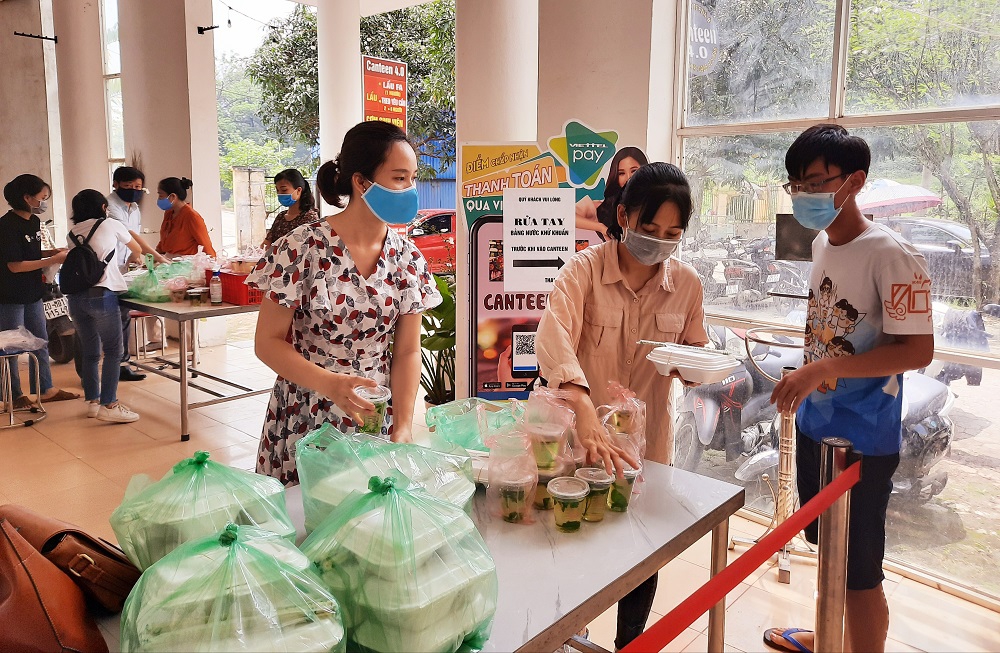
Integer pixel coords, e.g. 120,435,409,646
106,166,167,381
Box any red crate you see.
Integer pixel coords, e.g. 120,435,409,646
205,271,262,306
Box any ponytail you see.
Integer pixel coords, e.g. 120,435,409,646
316,121,412,208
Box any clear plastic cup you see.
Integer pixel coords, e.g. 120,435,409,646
575,468,614,522
547,477,589,533
608,464,641,512
354,385,391,435
526,422,564,470
499,477,534,523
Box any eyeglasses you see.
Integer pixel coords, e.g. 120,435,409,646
782,174,847,195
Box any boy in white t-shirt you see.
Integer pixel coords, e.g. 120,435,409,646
763,125,934,653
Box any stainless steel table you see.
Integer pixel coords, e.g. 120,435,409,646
100,463,744,652
118,298,269,441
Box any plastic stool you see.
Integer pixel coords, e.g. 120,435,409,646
129,311,167,360
0,351,47,428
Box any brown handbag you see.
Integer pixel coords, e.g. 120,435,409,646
0,504,140,614
0,519,109,653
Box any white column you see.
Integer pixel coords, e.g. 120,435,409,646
536,0,653,150
53,0,111,203
456,0,538,143
118,0,222,249
454,0,539,398
647,0,684,164
317,0,363,176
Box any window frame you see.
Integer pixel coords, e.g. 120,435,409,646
99,0,125,175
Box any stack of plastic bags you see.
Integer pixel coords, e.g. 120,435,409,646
302,475,497,653
426,397,524,453
120,524,345,652
110,451,295,570
296,425,475,532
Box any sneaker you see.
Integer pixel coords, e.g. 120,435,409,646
97,403,140,423
86,401,100,418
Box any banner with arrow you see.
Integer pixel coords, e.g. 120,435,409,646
502,188,575,292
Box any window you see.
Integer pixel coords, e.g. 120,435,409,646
101,0,125,174
677,0,1000,601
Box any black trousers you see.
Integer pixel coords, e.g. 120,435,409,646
615,572,658,649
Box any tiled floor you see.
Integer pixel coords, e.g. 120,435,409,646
4,340,998,652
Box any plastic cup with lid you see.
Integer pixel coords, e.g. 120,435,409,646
547,477,589,533
354,385,391,435
499,475,534,523
525,422,565,470
574,468,615,522
608,463,641,512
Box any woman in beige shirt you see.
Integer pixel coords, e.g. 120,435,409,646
536,162,708,649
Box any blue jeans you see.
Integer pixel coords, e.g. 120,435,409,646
0,300,54,398
68,290,123,405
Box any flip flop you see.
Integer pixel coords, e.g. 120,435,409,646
13,396,32,410
41,389,80,402
763,628,813,653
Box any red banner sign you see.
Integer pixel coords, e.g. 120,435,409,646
362,55,407,130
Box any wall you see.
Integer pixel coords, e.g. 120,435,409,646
0,0,51,207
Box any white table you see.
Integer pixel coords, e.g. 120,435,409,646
100,463,743,652
118,298,269,442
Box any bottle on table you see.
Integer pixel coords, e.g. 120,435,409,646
210,271,223,305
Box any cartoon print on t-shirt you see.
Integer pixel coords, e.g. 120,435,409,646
884,272,932,322
819,336,856,393
805,272,866,393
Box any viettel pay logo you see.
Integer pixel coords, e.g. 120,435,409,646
548,121,618,187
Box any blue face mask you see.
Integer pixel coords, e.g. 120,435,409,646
790,178,849,230
362,180,419,225
277,193,297,208
157,197,174,211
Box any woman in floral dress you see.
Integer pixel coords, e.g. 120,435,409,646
247,121,441,485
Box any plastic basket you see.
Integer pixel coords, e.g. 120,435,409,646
205,271,263,306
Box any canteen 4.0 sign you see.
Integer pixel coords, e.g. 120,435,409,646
503,188,575,292
363,55,407,129
689,2,720,76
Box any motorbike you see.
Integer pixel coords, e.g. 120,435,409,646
674,326,955,502
923,302,999,386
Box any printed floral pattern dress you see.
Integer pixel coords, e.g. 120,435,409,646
246,221,441,486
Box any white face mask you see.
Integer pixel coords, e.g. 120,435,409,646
30,199,48,215
622,228,680,266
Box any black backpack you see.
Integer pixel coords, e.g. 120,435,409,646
60,219,115,295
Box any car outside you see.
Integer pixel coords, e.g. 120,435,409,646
406,209,456,275
877,217,993,300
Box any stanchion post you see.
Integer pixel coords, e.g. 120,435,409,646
815,437,855,653
776,366,797,583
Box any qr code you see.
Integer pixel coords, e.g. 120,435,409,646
514,333,535,356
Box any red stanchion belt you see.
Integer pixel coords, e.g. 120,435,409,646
622,461,862,653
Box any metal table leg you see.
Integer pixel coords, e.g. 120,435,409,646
708,518,729,653
178,320,189,442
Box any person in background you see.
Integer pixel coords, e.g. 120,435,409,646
247,121,441,486
260,168,320,249
537,162,708,649
0,174,80,406
575,146,649,238
154,177,217,257
763,125,934,653
106,165,167,382
65,189,142,423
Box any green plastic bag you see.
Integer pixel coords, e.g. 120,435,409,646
155,259,194,281
110,451,296,570
302,476,497,653
121,524,346,653
426,398,524,453
126,254,170,301
296,425,475,533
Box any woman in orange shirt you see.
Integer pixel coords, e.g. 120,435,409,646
154,177,216,257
